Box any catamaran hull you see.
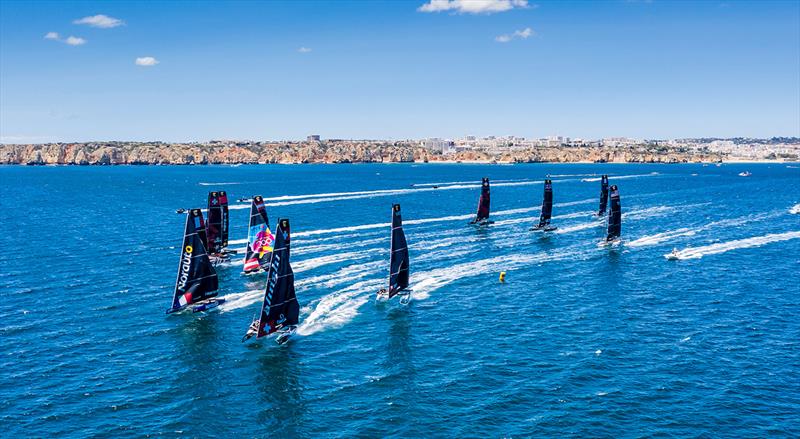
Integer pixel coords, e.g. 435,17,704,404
599,238,622,248
530,225,558,232
470,220,494,226
275,326,297,345
192,298,226,313
376,289,411,305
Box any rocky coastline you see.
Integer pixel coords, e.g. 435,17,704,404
0,140,739,165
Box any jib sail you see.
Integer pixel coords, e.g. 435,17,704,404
168,209,219,313
598,175,609,216
388,204,410,299
606,185,621,241
243,196,274,273
536,179,554,228
472,177,491,222
254,219,299,338
206,191,229,253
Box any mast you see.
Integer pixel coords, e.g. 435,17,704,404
254,219,299,338
243,195,274,273
472,177,491,223
167,209,219,313
606,185,621,241
536,179,554,228
598,175,609,216
388,204,410,299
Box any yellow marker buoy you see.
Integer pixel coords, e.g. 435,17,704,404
499,271,506,283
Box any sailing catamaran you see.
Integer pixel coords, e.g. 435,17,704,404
166,209,223,314
469,177,494,226
206,191,232,265
531,179,557,232
377,204,411,304
604,184,622,243
598,175,609,217
243,195,274,274
242,219,299,345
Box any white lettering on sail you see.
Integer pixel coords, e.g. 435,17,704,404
177,245,193,290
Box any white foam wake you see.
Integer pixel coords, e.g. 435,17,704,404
294,200,592,238
790,204,800,214
296,278,384,336
581,172,658,182
261,177,600,208
628,212,781,248
667,231,800,260
198,182,243,186
293,248,382,273
627,228,696,247
412,178,536,187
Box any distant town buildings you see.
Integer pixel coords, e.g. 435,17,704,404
307,134,321,142
420,137,455,153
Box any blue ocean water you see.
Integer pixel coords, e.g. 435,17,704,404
1,163,799,437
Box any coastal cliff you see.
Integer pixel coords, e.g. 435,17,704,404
0,140,727,165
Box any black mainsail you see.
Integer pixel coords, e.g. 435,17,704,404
243,219,299,342
532,179,556,231
206,191,229,253
606,185,621,242
384,204,410,299
167,209,219,314
598,175,609,216
470,177,492,224
243,195,274,273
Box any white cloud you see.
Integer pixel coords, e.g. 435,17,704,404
73,14,124,28
495,27,535,42
418,0,530,14
135,56,159,66
44,32,86,46
298,47,312,53
64,36,87,46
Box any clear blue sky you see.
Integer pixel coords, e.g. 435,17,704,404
1,0,798,143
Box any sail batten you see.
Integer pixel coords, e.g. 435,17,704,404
243,195,275,273
167,209,219,313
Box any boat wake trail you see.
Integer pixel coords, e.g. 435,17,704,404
581,172,659,182
627,228,696,247
295,201,592,238
293,249,382,273
628,212,783,248
198,182,243,186
667,231,800,260
297,279,384,336
261,178,601,208
555,205,675,234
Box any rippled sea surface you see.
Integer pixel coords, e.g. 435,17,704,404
2,163,799,437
